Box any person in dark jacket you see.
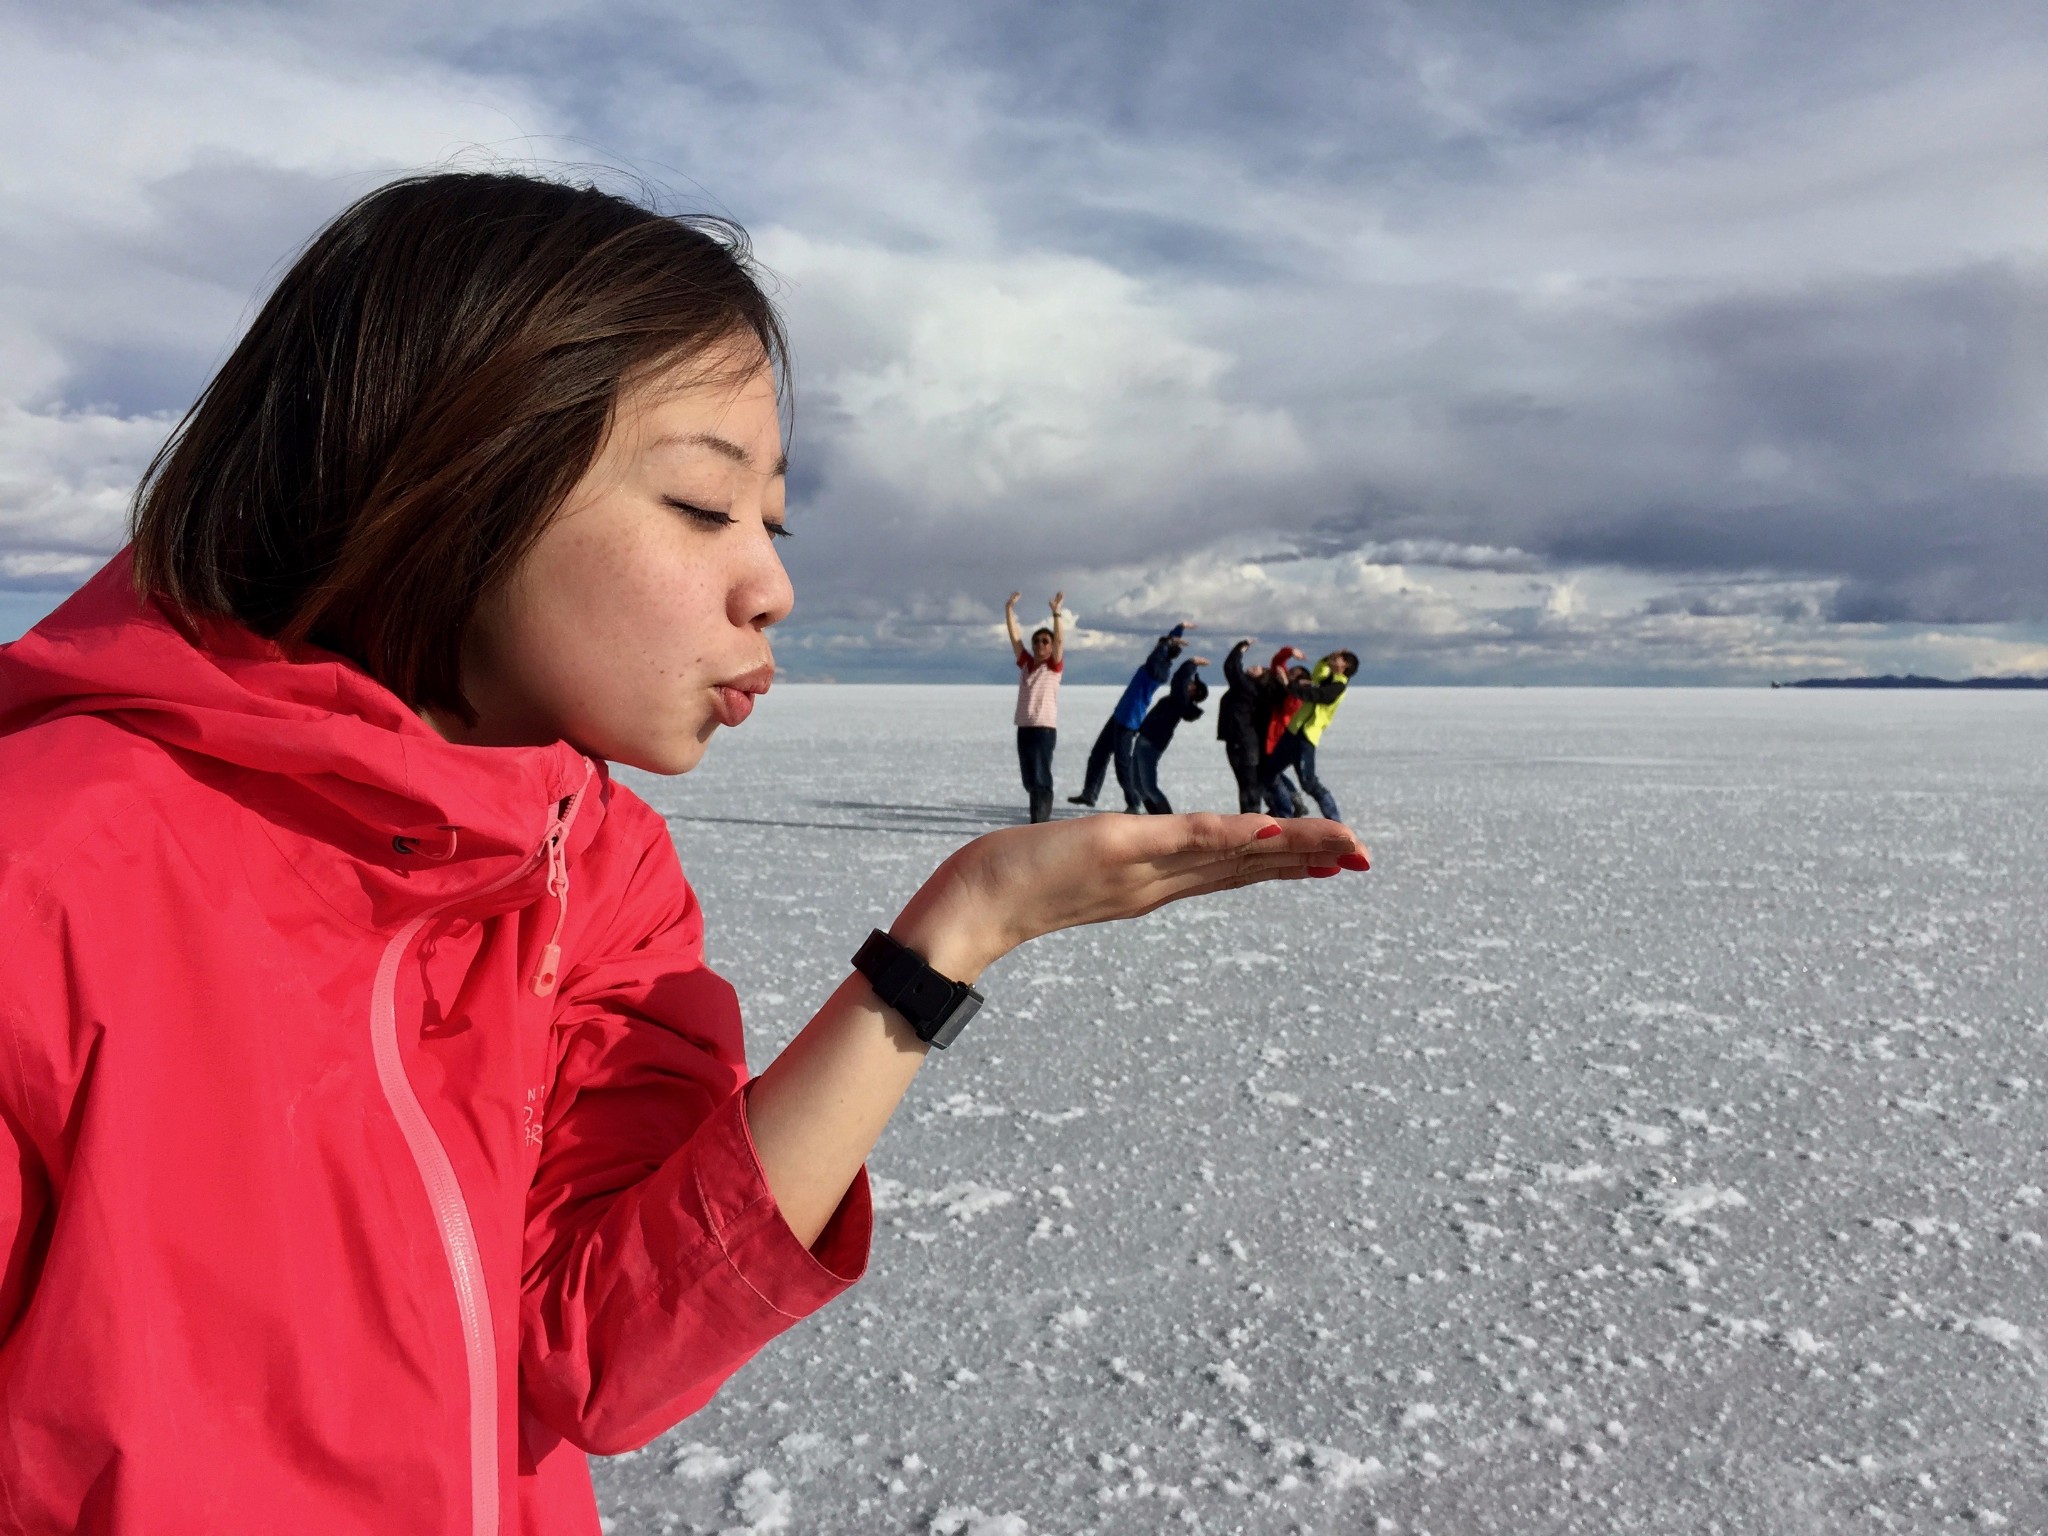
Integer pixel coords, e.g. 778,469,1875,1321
1130,656,1211,814
1217,640,1298,814
1069,620,1194,812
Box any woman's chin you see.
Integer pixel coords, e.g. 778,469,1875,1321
598,723,713,777
654,740,713,775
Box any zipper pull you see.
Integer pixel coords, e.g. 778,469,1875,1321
530,811,572,997
532,947,562,997
530,766,593,999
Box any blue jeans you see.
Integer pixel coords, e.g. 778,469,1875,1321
1261,733,1340,821
1076,718,1141,810
1130,738,1172,814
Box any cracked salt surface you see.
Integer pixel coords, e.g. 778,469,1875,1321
589,686,2048,1534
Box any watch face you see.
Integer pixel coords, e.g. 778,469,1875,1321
901,970,956,1017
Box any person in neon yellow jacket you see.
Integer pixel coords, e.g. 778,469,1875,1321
1260,649,1358,821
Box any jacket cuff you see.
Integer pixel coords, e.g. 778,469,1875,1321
686,1085,871,1316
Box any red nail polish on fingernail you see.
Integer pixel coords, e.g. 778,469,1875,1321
1309,865,1340,877
1339,853,1371,871
1254,824,1282,840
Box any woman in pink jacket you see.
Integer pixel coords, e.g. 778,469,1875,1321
0,172,1369,1534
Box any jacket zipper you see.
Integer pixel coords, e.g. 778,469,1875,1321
529,771,590,997
367,759,592,1536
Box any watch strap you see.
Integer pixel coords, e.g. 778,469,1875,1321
852,929,984,1049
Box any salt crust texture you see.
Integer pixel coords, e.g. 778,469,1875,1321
590,686,2047,1534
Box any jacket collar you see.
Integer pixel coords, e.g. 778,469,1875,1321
0,551,606,928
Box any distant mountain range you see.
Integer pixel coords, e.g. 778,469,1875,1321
1775,675,2048,689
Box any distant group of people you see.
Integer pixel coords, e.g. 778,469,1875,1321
1004,594,1359,825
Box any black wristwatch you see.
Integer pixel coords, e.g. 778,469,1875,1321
851,929,984,1049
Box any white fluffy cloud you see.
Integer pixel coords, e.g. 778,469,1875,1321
764,230,1308,516
0,4,574,596
0,402,172,585
0,8,561,398
1097,551,1483,644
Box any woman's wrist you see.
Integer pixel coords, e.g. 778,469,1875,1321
887,908,1003,986
888,855,1012,985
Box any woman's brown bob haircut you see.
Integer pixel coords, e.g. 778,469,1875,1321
130,171,787,722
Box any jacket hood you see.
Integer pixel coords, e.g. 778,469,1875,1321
0,552,600,916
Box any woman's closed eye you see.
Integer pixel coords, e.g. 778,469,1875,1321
664,496,793,539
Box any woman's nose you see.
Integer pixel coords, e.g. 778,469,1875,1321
731,537,795,631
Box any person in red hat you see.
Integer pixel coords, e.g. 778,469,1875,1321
1263,646,1309,757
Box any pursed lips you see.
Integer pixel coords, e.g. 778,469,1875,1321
711,663,774,727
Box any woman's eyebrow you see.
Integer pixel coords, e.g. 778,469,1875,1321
647,430,788,477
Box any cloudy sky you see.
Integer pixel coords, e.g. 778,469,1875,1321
3,0,2044,682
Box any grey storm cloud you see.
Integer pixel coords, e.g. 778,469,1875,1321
1287,263,2048,626
1639,585,1827,624
1,0,2044,679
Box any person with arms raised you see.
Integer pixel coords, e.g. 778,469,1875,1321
1005,589,1065,824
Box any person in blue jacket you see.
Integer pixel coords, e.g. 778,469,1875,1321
1068,620,1196,812
1130,656,1211,814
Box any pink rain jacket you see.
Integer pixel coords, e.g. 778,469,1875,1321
0,556,871,1534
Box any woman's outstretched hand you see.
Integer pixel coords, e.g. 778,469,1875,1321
749,813,1369,1246
891,813,1370,983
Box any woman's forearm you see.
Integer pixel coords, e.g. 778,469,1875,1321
742,970,929,1248
743,887,996,1248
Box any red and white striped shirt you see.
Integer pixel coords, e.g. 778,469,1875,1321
1014,654,1063,727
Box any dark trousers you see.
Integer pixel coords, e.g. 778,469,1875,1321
1260,753,1303,817
1016,726,1056,823
1223,731,1265,814
1261,732,1341,822
1130,738,1172,813
1075,717,1141,810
